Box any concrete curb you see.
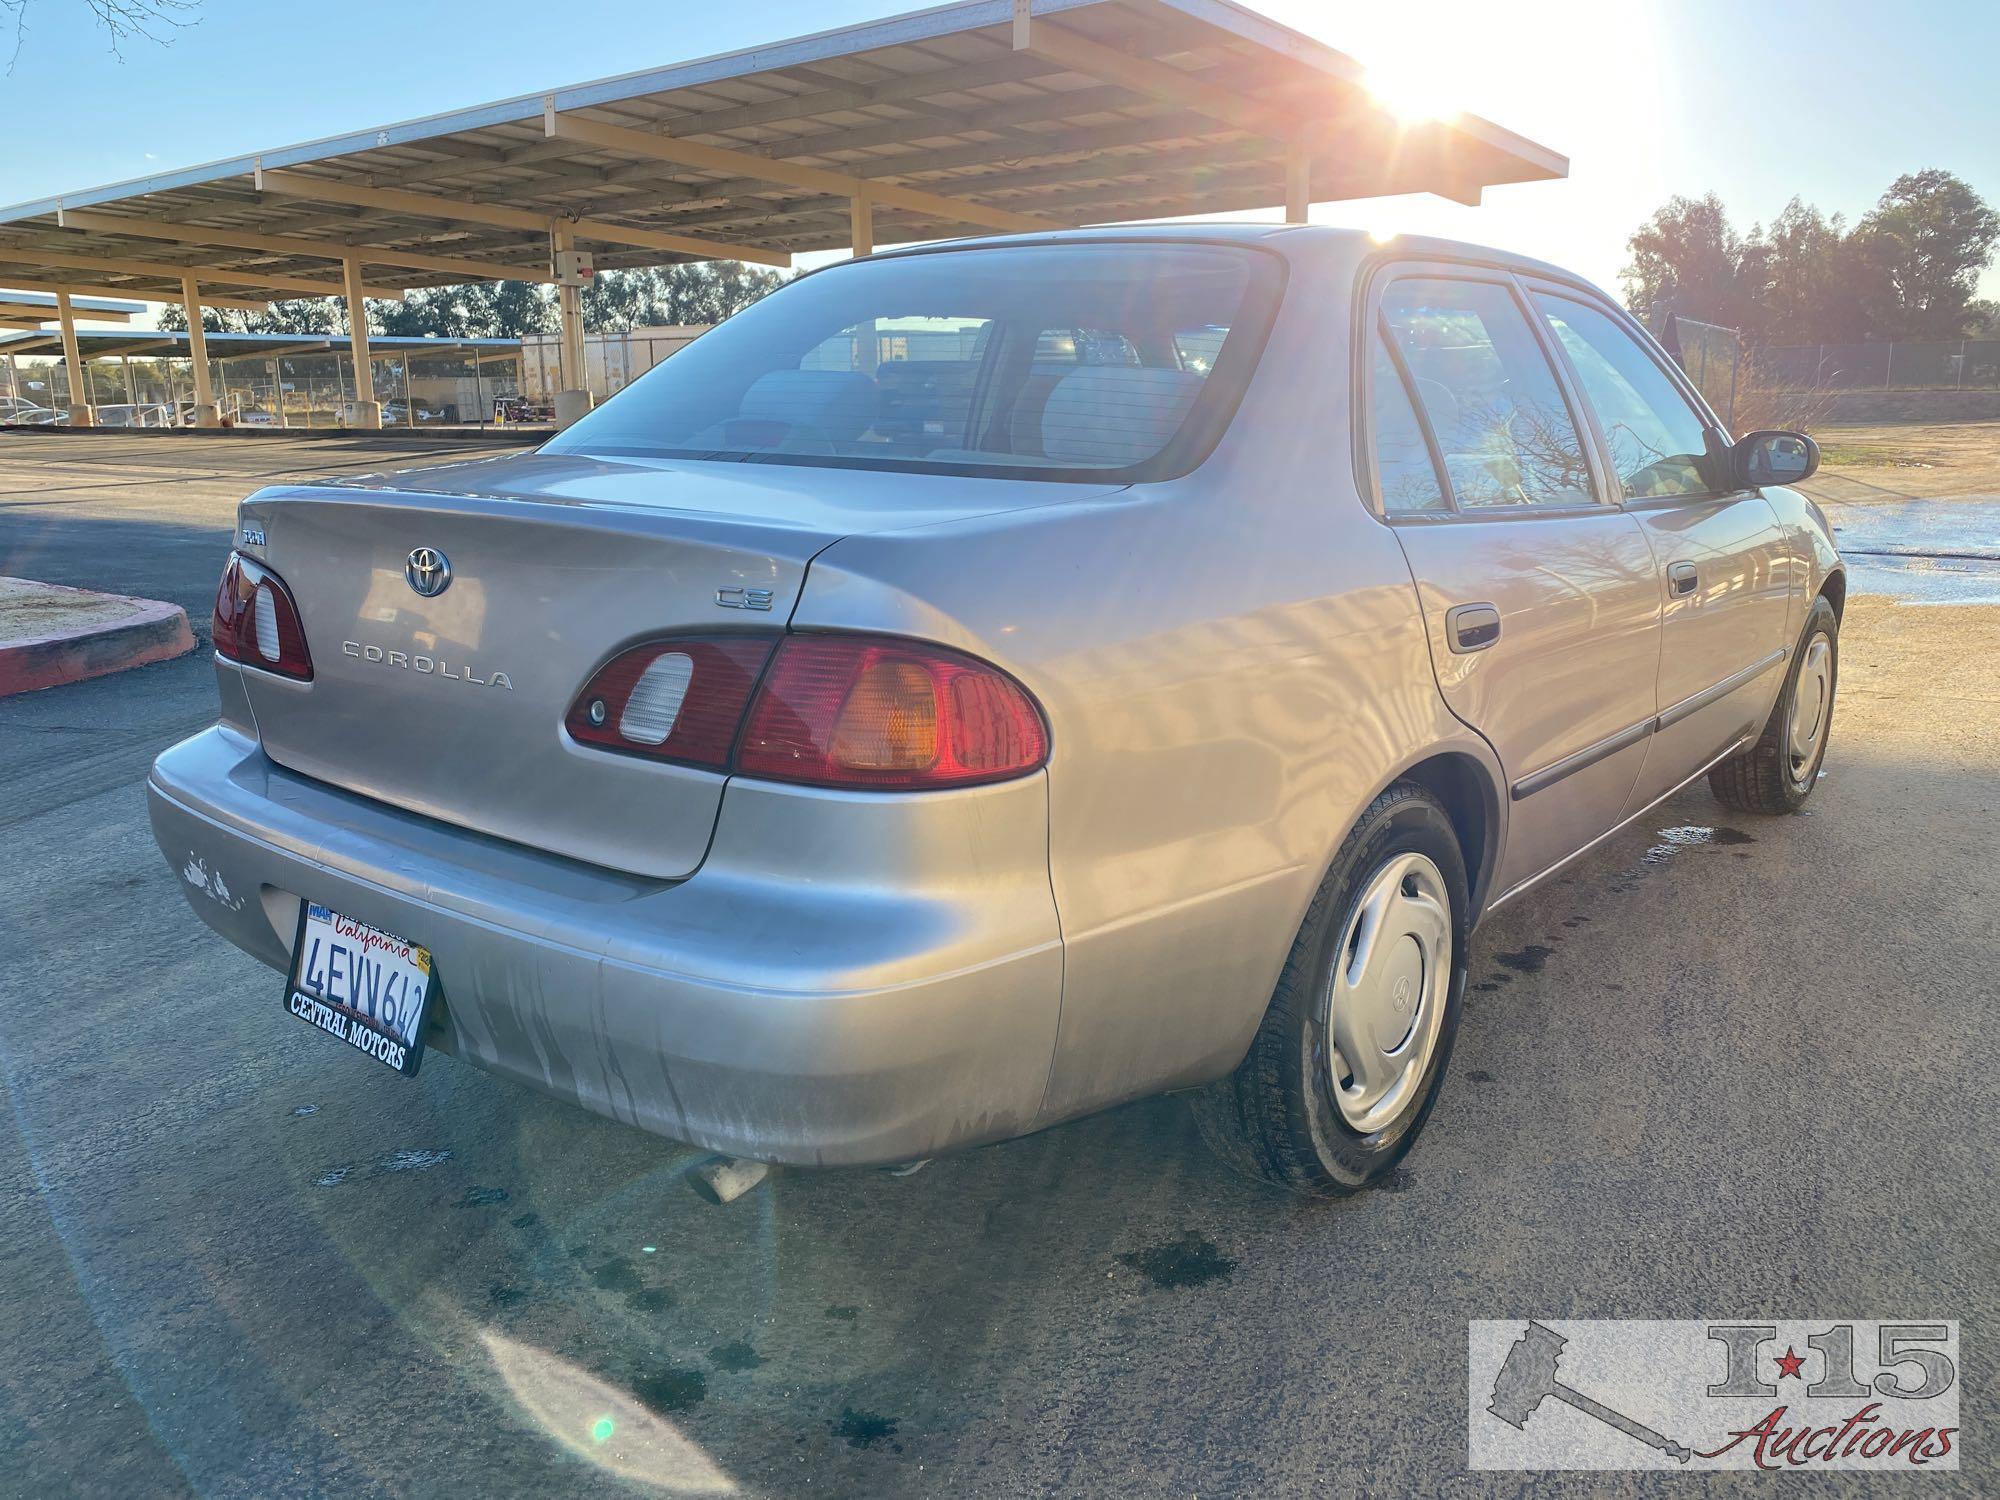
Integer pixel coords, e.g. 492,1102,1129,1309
0,580,197,697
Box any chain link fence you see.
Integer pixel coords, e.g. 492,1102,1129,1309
519,325,710,403
1669,317,1744,424
1636,319,2000,427
1,347,526,428
1752,340,2000,391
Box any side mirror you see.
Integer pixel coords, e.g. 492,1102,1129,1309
1733,430,1819,488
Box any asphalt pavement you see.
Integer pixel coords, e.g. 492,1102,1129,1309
1,434,1992,1497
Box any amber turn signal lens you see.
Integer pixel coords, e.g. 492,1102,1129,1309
736,635,1047,790
829,658,939,771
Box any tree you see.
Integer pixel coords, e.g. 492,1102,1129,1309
1623,193,1752,333
157,298,344,335
1752,199,1878,342
3,0,198,70
482,281,559,339
581,270,653,333
1623,172,2000,343
369,283,547,339
1855,170,2000,339
581,263,788,331
1964,300,2000,339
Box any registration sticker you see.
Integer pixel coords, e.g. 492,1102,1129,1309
284,902,438,1075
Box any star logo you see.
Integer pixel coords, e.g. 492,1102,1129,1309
1773,1346,1807,1380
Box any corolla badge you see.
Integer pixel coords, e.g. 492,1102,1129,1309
406,547,452,597
342,641,512,690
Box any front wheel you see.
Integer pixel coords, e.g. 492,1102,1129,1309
1195,784,1469,1195
1709,594,1839,815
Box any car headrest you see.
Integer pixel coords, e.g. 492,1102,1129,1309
1036,366,1205,467
740,370,879,444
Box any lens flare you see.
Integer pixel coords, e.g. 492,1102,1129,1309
479,1328,736,1492
1364,64,1459,126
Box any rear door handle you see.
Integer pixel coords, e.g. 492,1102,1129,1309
1445,602,1501,653
1668,561,1699,596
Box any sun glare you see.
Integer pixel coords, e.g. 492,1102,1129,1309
1363,64,1460,127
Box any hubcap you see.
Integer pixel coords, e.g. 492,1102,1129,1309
1323,852,1452,1134
1786,636,1833,784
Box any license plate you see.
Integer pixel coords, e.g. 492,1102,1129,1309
284,902,438,1075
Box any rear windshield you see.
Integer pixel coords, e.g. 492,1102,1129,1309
543,242,1283,480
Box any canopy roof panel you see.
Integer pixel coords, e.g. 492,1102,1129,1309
0,291,147,315
0,0,1565,301
0,290,145,329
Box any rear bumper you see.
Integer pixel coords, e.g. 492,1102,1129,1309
147,725,1063,1166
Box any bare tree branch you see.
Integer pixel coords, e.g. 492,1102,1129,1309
3,0,200,73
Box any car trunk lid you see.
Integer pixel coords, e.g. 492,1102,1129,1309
233,452,1118,878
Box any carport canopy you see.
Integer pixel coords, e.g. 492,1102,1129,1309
0,291,144,330
0,0,1565,424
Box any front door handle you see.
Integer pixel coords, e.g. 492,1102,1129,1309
1446,602,1501,653
1668,561,1699,596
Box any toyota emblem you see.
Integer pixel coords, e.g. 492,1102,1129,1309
406,547,452,598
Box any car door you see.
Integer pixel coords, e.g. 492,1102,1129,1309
1366,267,1664,899
1526,287,1801,814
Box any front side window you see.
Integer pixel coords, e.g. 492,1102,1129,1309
544,243,1282,480
1380,278,1596,508
1534,295,1722,500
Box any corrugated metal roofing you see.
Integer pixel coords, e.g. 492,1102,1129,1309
0,292,147,316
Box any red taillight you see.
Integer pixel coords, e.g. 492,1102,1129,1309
738,636,1048,789
564,633,1048,790
213,551,313,680
565,637,776,769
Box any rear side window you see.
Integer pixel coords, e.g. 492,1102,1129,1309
1370,337,1448,513
1534,295,1723,500
1380,278,1596,508
545,243,1283,481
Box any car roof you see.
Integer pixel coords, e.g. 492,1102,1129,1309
866,222,1609,297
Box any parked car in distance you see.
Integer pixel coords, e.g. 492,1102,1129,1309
149,227,1842,1195
333,397,447,426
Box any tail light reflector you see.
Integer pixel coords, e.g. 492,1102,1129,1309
738,636,1048,789
565,633,1048,790
565,637,776,769
213,551,313,680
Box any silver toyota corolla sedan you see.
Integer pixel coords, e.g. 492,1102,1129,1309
149,225,1843,1195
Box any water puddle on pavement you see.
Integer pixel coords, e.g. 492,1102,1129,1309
1641,825,1754,863
1821,496,2000,604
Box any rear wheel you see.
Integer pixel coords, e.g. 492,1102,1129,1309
1196,784,1469,1194
1709,595,1839,814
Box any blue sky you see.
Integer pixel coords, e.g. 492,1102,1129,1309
5,0,1996,324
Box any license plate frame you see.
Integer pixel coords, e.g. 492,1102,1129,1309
283,901,439,1076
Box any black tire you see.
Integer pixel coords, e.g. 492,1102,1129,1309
1195,783,1470,1195
1709,595,1840,815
